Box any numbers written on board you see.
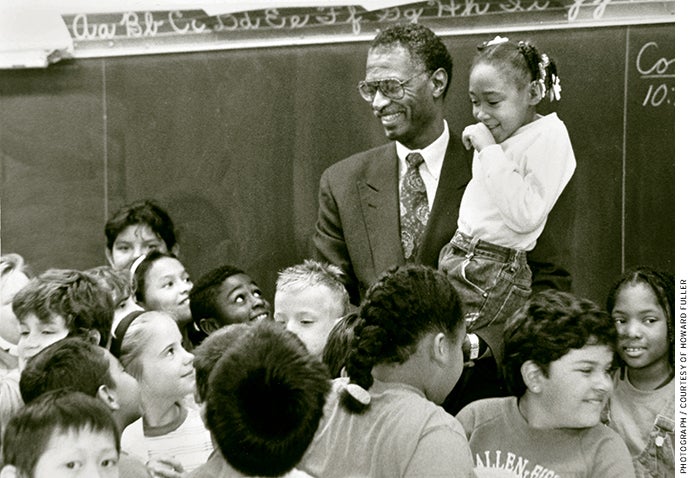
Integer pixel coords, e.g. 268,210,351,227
636,41,674,108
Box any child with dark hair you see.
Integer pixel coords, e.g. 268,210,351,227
18,337,147,477
321,312,361,378
605,266,674,477
1,389,120,478
132,250,194,350
457,290,635,477
299,264,475,477
105,199,178,271
194,320,329,478
1,269,114,439
84,266,143,336
188,265,270,348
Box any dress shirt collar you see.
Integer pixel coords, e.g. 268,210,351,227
395,120,449,180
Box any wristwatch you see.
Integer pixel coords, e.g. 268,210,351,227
467,333,480,360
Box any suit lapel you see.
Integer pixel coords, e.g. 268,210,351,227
417,131,473,267
357,144,405,273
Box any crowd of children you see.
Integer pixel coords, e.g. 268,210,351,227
0,25,676,478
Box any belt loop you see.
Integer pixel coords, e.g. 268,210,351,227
467,236,480,256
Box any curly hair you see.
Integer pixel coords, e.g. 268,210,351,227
370,23,453,98
606,266,674,367
341,264,463,412
12,269,114,348
473,38,558,96
503,290,618,396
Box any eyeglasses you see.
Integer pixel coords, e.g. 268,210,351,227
357,71,427,102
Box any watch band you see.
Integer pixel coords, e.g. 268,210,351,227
467,333,480,360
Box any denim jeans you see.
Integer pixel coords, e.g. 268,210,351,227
439,230,531,352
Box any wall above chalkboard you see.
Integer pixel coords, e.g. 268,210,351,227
6,0,674,61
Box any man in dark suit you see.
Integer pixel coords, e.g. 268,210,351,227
313,23,570,414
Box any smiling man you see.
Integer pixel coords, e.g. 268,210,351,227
313,23,467,306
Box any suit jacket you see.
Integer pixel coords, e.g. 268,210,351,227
313,130,471,303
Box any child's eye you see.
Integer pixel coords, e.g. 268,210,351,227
234,295,246,304
578,368,593,375
166,347,175,357
41,329,56,335
115,245,131,252
164,281,174,288
65,461,82,469
612,316,625,325
643,316,659,324
101,457,119,468
19,329,29,337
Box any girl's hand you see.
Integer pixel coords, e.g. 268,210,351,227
146,456,185,478
461,123,496,152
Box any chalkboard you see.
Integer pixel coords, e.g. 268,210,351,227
0,19,675,305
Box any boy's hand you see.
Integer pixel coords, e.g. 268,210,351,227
461,123,496,152
147,456,185,478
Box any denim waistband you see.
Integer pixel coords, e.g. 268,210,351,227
450,230,526,263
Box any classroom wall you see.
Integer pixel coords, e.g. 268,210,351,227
0,23,674,305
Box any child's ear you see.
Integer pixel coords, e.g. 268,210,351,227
430,332,451,366
0,465,19,478
87,329,102,346
528,81,544,105
171,243,181,257
520,360,546,393
97,384,120,412
199,318,219,336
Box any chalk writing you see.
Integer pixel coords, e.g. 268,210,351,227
636,41,675,77
636,41,675,108
61,1,673,53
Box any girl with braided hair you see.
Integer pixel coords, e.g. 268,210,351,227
298,264,476,477
439,36,576,391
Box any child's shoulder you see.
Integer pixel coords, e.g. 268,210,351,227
456,396,515,427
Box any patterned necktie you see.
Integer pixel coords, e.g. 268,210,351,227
400,152,430,261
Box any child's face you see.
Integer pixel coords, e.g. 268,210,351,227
538,344,614,428
274,284,344,357
611,282,670,372
17,313,69,369
468,62,535,144
138,316,195,400
141,257,193,325
0,269,29,345
112,295,143,332
104,350,142,427
107,224,168,271
214,274,271,325
32,428,119,478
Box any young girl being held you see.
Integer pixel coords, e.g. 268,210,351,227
605,266,674,477
132,250,194,350
115,310,213,477
439,35,576,377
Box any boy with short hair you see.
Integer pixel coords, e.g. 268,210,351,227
18,337,147,478
84,266,143,336
1,389,120,478
104,199,178,271
188,266,271,348
273,260,350,358
457,290,635,477
1,269,114,439
190,320,330,478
